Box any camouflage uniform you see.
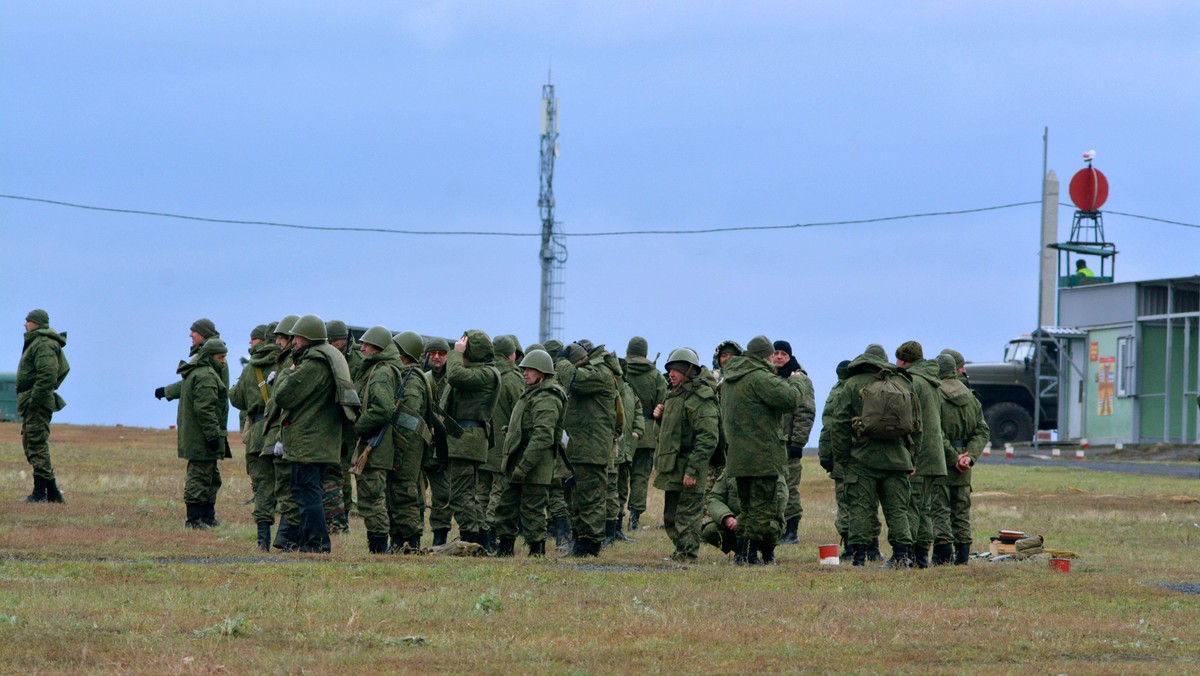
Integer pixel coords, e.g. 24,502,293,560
352,337,404,553
777,356,816,544
606,379,643,542
16,310,68,502
932,353,989,565
562,344,620,555
901,350,946,568
325,320,360,535
478,336,524,541
653,367,719,561
228,333,280,536
423,338,453,543
702,470,787,555
817,361,880,556
175,341,230,528
623,337,668,530
441,330,499,543
262,329,302,551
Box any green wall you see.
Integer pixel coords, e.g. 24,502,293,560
1139,324,1199,442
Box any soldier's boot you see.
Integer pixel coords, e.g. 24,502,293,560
45,478,65,504
495,535,516,558
779,517,800,545
881,545,913,570
431,528,449,547
484,529,498,554
866,537,884,562
628,509,641,531
273,518,298,551
256,523,272,552
931,543,954,566
758,541,777,566
527,540,546,557
367,532,389,554
185,503,207,530
839,532,853,562
552,518,572,547
616,515,636,542
734,537,751,565
407,534,422,551
851,544,867,567
601,520,617,548
912,544,930,569
201,503,220,528
555,528,575,551
953,542,972,565
22,477,48,503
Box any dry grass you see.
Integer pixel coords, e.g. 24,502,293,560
2,423,1199,673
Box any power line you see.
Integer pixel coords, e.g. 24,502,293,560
2,192,1195,237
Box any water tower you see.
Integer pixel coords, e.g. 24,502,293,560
1050,151,1116,287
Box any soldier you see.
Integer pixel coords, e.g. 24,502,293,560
831,344,918,568
543,339,574,547
895,340,945,569
604,376,643,546
442,330,500,545
349,326,404,553
720,335,800,565
478,334,524,551
263,315,302,550
817,360,882,561
708,340,743,482
156,318,229,400
273,314,358,553
561,341,620,557
771,340,816,545
932,352,989,565
229,324,280,550
327,320,364,381
388,332,436,551
16,309,69,503
325,319,360,535
701,470,788,557
494,349,567,557
652,348,719,562
174,338,230,528
423,336,454,545
623,336,667,532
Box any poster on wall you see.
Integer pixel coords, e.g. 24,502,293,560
1098,356,1115,416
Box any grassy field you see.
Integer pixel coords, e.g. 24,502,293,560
2,424,1199,673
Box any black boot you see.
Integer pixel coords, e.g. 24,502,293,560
851,544,867,567
407,534,422,551
201,502,220,528
932,543,954,566
779,516,800,545
839,532,853,562
45,478,65,504
528,540,546,557
367,532,389,554
954,542,972,565
185,503,207,529
758,541,777,566
555,528,575,551
602,520,617,548
496,535,516,558
553,518,572,547
734,537,751,565
432,528,449,547
273,518,298,551
256,523,272,552
882,544,912,570
912,544,929,569
628,509,641,531
616,515,636,542
23,477,48,503
866,537,884,562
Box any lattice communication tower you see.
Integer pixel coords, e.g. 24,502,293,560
538,77,567,343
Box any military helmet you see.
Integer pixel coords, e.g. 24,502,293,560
274,315,300,337
291,314,328,341
394,331,425,361
361,325,392,349
665,347,701,373
519,349,556,375
525,342,545,354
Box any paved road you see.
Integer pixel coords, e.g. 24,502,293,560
978,455,1199,478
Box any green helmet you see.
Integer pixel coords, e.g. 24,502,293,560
665,347,701,372
361,325,392,349
394,331,425,361
519,349,555,375
274,314,300,337
291,314,327,341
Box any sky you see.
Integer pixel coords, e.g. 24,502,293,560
2,1,1197,432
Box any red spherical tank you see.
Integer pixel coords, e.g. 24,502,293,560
1069,165,1109,212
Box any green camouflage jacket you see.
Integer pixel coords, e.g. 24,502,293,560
831,352,916,475
624,357,667,450
229,340,280,456
653,371,719,490
17,327,68,415
353,341,404,470
720,354,800,478
562,347,619,466
936,374,989,487
273,343,343,465
907,359,947,477
176,353,230,461
503,374,567,485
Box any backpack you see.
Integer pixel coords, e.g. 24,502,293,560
853,369,915,440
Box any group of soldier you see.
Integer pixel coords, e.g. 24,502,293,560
16,307,989,569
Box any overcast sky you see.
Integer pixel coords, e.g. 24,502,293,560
3,2,1197,432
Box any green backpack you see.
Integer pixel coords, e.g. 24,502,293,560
853,369,915,440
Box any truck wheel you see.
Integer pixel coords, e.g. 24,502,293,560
984,402,1034,446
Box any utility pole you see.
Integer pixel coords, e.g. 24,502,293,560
538,74,566,343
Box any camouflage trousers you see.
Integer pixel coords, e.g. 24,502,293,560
475,467,507,531
932,483,974,545
569,462,608,544
606,461,631,521
447,458,481,535
341,443,356,517
245,452,276,524
323,462,348,533
20,409,56,481
494,480,549,544
355,467,389,536
734,475,785,545
626,446,655,514
834,478,880,538
184,459,222,505
701,520,737,553
784,455,804,521
273,458,300,530
388,443,426,542
662,487,705,557
423,467,453,531
844,467,911,548
907,474,937,547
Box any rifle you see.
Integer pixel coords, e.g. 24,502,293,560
351,365,417,475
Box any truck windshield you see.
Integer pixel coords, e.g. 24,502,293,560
1004,340,1035,363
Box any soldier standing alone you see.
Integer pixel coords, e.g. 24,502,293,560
16,309,69,503
174,339,231,528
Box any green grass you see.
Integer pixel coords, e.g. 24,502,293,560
2,424,1199,672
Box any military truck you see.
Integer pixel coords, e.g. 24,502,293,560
964,332,1062,446
0,372,19,422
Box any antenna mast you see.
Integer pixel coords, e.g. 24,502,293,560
538,74,566,343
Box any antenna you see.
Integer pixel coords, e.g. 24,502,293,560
538,74,566,343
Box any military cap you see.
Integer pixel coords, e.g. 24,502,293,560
424,336,450,353
627,336,649,358
564,342,588,364
266,321,278,335
191,318,217,339
202,338,228,355
773,340,793,356
576,338,595,352
25,309,49,327
940,348,965,370
835,359,851,380
746,335,774,359
525,342,545,354
543,339,564,355
494,334,517,358
250,324,270,341
895,340,924,364
715,340,743,357
937,353,957,378
865,344,888,359
326,320,349,340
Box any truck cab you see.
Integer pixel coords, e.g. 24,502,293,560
964,334,1060,445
